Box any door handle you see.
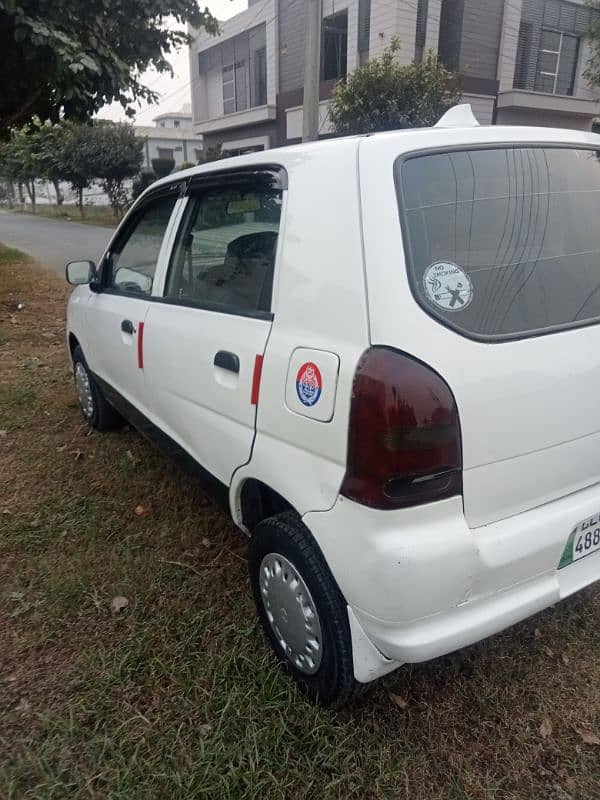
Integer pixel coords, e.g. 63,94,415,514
214,350,240,374
121,319,136,335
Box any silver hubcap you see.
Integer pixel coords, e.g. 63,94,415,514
259,553,323,675
75,362,94,419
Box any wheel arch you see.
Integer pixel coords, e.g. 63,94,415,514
232,477,299,534
68,332,80,361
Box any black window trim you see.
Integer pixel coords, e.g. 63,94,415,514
395,140,600,344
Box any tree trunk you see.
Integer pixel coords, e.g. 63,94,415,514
77,186,85,218
17,182,25,204
25,180,36,213
52,179,63,206
5,182,15,209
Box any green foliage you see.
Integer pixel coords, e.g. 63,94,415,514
151,157,175,178
329,42,461,135
174,160,196,172
0,0,218,135
0,124,45,209
83,122,144,218
57,121,96,214
197,143,231,164
0,119,143,218
131,171,157,201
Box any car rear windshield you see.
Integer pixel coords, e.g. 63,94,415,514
397,146,600,340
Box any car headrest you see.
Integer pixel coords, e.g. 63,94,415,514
224,231,278,266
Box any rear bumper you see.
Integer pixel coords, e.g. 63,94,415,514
303,484,600,675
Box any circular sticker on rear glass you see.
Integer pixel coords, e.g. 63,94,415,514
296,362,322,407
423,261,473,312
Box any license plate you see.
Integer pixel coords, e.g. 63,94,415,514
558,513,600,569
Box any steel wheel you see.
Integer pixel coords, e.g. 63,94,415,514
259,552,323,674
74,361,94,419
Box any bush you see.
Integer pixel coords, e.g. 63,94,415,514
330,42,461,135
151,157,175,178
131,172,156,200
174,160,196,172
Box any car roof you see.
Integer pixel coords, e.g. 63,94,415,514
148,122,600,193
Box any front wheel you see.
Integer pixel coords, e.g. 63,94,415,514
248,512,366,706
72,346,122,431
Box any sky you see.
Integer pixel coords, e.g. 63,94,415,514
100,0,248,125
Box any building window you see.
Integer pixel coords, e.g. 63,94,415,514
254,47,267,106
415,0,429,63
535,28,579,95
174,120,180,128
513,0,595,95
358,0,371,59
437,0,463,72
322,10,348,81
157,148,174,160
223,61,249,114
223,64,236,114
160,121,165,128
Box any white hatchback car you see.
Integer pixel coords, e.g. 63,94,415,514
66,106,600,705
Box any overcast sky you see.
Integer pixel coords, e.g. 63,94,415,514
101,0,249,124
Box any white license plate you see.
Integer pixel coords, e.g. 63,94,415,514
558,513,600,569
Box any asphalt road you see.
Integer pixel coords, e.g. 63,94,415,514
0,211,115,273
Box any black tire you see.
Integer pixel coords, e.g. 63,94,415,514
248,511,366,706
72,346,122,431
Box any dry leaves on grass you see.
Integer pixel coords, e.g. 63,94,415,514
577,729,600,746
110,596,129,614
389,692,408,710
540,716,553,739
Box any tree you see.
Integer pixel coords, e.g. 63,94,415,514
58,122,96,217
329,42,461,136
0,0,218,135
32,120,69,205
0,125,45,211
84,122,144,218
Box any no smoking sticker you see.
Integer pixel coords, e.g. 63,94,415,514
423,262,473,312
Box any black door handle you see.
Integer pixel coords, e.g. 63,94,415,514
214,350,240,373
121,319,135,335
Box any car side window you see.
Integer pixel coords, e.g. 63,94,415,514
107,194,178,295
164,180,282,314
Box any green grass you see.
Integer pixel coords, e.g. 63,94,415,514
0,242,31,265
1,254,600,799
14,203,118,229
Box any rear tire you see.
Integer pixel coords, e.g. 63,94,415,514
72,346,122,431
248,511,366,706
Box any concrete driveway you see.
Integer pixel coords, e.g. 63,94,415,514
0,211,115,273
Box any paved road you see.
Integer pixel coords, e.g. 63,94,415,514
0,211,115,273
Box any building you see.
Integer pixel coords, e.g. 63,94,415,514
188,0,600,153
440,0,600,129
135,104,204,171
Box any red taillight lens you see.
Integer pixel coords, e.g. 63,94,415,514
340,347,462,510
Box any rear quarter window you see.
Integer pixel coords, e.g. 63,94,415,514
397,146,600,340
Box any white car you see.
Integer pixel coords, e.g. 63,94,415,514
66,106,600,705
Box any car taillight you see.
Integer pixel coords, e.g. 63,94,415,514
340,347,462,510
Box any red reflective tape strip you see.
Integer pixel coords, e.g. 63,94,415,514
251,354,264,405
137,321,145,369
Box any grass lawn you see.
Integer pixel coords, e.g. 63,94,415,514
1,246,600,799
13,203,118,228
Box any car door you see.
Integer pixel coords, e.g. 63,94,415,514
85,187,181,416
143,168,284,486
